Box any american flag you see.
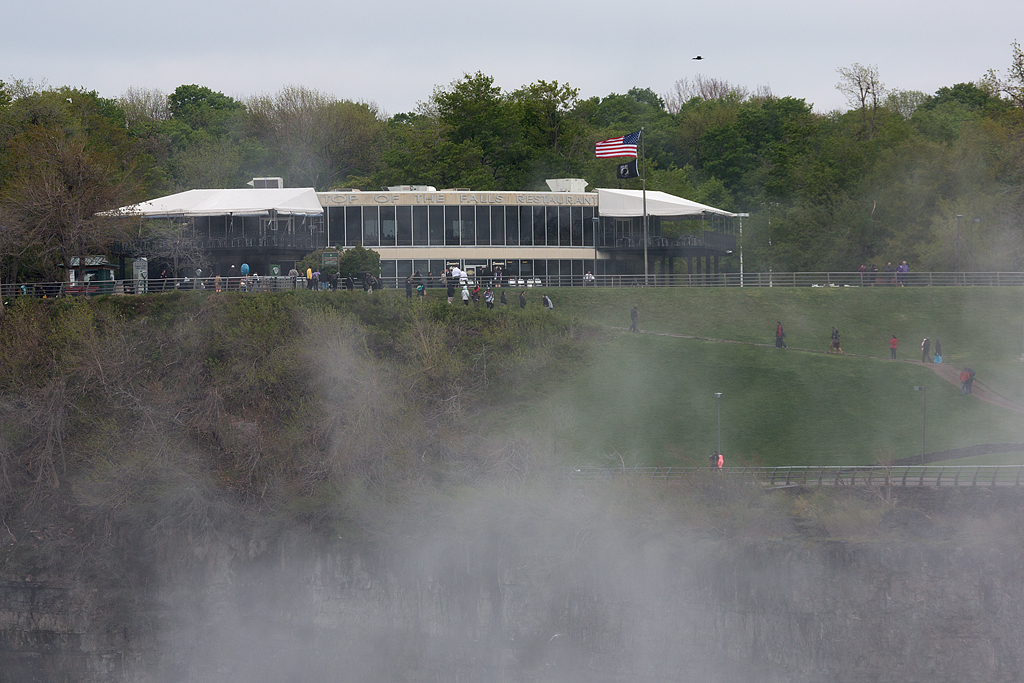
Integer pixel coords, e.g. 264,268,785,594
595,131,640,158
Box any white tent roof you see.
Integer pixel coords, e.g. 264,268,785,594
596,189,736,218
120,188,323,217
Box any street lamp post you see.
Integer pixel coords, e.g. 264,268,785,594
970,218,980,275
913,386,926,464
715,392,723,456
956,215,963,279
736,213,749,287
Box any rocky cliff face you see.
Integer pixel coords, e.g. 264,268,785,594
4,502,1023,683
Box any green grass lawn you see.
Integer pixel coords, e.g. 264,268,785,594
494,285,1024,467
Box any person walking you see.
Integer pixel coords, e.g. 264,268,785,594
446,282,455,304
461,286,470,306
829,327,843,354
921,338,930,363
405,276,413,299
933,339,942,363
709,453,724,472
629,305,639,332
484,287,494,309
519,290,527,309
890,335,898,360
500,290,508,306
541,294,554,310
775,322,788,349
960,368,970,396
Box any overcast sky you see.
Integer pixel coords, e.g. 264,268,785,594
5,0,1022,116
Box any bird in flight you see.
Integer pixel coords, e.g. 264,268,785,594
692,55,704,60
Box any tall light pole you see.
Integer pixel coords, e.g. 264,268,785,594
913,386,926,465
956,215,963,276
970,218,980,274
736,213,749,287
715,392,723,456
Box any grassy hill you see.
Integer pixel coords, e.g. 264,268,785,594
503,286,1024,467
1,285,1022,491
1,284,1023,587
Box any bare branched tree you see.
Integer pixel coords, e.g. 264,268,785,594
118,87,170,128
664,75,751,113
885,89,928,120
984,40,1024,107
835,63,887,138
245,85,386,189
142,219,208,278
1,126,138,284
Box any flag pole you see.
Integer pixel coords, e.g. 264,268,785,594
641,127,648,286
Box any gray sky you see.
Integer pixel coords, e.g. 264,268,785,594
6,0,1022,116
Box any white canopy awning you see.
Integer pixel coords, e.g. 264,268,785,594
119,188,324,218
596,189,736,218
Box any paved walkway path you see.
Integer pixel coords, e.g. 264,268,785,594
613,327,1024,415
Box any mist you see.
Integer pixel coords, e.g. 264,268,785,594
2,287,1024,682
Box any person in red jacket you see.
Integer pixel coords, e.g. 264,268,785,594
775,322,788,349
890,335,898,360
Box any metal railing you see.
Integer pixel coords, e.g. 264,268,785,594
382,271,1024,290
564,465,1024,487
0,276,310,298
4,271,1024,299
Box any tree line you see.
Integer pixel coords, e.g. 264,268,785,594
2,44,1024,288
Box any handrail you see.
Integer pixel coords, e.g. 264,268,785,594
562,465,1024,487
4,271,1024,298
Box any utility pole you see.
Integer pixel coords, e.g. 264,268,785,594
715,392,723,456
737,213,749,286
956,215,963,278
914,386,926,464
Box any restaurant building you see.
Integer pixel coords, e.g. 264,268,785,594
126,179,739,283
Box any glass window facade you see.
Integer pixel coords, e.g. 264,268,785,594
327,205,603,248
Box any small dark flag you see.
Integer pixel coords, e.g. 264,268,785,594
616,159,639,179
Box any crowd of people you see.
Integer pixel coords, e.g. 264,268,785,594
774,326,979,399
857,261,912,286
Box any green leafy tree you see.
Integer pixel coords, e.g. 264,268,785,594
432,72,531,188
511,80,589,179
297,245,380,278
168,84,244,134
